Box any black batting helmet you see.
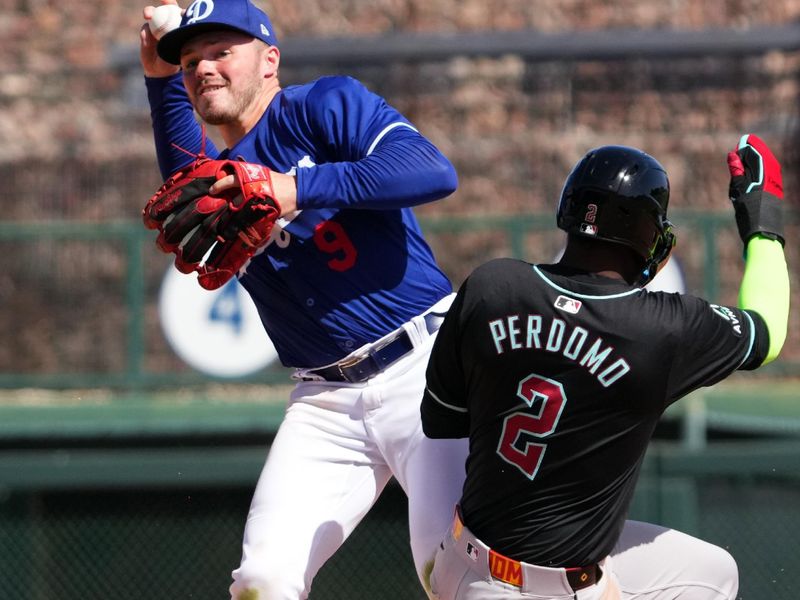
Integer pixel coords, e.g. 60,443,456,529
557,145,676,285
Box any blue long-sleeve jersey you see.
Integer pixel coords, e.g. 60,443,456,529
146,74,456,368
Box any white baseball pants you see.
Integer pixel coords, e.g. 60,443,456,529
430,517,738,600
229,296,468,600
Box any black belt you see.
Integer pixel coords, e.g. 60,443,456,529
303,311,445,383
565,563,601,591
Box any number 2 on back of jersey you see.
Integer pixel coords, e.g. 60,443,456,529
496,373,567,480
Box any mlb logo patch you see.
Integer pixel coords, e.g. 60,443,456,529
555,295,582,314
466,542,479,562
580,223,598,235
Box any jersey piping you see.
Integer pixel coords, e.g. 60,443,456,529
366,122,419,155
532,265,642,300
425,387,469,413
735,310,757,369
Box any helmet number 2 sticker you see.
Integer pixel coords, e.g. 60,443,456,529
496,373,567,480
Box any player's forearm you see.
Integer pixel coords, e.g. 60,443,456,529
738,235,790,363
296,130,457,210
146,74,220,178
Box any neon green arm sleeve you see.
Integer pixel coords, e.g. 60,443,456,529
738,235,790,364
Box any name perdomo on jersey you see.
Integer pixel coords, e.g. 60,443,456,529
488,314,631,388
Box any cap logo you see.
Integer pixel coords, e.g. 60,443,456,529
260,23,271,37
185,0,215,24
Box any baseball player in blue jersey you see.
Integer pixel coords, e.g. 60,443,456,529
139,1,468,598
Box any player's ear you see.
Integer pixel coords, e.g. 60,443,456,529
260,43,280,79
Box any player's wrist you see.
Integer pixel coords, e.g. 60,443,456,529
732,191,785,246
270,173,297,216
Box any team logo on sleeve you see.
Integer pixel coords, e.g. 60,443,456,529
710,304,742,335
554,295,582,314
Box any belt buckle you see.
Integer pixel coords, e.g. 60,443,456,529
336,353,367,383
333,329,411,383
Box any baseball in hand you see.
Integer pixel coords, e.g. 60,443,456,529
148,4,182,40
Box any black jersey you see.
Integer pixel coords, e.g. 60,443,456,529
421,258,768,567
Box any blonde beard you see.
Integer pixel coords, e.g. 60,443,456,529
198,78,264,125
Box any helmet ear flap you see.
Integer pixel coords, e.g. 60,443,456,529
637,222,676,286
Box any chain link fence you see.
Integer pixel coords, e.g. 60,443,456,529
1,442,798,599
